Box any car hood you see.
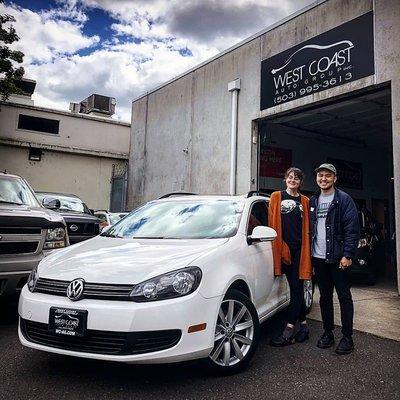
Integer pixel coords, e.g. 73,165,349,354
0,203,65,226
55,210,100,222
38,236,229,284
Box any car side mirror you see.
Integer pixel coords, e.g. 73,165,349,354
100,225,112,234
247,226,277,245
42,197,61,210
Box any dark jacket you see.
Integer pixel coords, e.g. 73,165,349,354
310,188,360,263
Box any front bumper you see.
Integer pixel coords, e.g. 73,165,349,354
18,286,221,363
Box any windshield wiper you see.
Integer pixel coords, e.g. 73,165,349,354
0,200,24,205
100,232,123,238
132,236,165,239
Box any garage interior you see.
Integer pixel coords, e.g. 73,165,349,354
257,86,400,340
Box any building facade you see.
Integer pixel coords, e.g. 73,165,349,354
0,101,130,211
128,0,400,291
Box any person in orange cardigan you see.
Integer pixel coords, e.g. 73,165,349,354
269,167,312,346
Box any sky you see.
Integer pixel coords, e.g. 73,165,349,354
1,0,315,121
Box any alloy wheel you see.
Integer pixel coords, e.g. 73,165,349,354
209,299,254,367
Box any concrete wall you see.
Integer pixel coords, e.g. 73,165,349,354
0,145,124,210
0,103,130,157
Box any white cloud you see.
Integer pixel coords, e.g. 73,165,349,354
2,0,314,121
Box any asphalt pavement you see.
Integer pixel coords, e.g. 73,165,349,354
1,295,399,400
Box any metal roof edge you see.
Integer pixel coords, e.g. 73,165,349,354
131,0,328,104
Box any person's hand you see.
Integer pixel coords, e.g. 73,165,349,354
339,257,352,269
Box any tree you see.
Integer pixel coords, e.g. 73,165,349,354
0,0,24,102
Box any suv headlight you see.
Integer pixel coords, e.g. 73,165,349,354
130,267,202,302
358,238,368,248
44,227,67,249
27,266,38,292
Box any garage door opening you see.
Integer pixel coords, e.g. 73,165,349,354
257,86,397,292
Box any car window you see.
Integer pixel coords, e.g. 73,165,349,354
247,201,268,236
0,176,39,207
103,199,244,239
95,213,107,222
36,193,89,213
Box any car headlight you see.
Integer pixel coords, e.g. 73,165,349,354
358,238,368,248
130,267,202,302
44,227,67,249
27,266,38,292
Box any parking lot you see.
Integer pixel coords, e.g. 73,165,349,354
1,295,399,400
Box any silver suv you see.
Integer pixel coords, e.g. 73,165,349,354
0,172,69,296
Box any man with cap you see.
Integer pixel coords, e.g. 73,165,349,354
310,163,360,355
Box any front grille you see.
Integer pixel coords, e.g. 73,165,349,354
0,227,42,235
67,223,98,235
0,241,39,255
34,278,133,301
21,319,181,355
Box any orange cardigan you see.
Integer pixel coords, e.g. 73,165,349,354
268,191,312,280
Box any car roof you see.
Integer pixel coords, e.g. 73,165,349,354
0,172,23,179
152,194,270,202
36,191,80,199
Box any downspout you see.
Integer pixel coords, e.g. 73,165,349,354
228,79,241,195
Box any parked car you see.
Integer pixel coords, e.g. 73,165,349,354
36,192,100,245
94,210,128,231
351,207,384,285
18,192,313,374
0,172,68,297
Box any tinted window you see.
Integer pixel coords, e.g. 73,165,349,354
247,201,268,235
18,114,59,135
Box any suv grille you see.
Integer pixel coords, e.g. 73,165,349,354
0,227,42,235
20,319,181,355
34,278,133,300
67,222,99,235
0,241,39,255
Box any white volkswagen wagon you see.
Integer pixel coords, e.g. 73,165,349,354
19,193,313,374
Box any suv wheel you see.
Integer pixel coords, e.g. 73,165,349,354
303,279,314,315
205,289,259,375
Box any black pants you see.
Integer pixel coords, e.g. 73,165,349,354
313,257,354,337
283,247,307,325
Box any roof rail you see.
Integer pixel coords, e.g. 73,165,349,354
159,192,197,199
246,190,271,198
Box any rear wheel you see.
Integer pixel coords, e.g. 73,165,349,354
205,290,259,375
303,279,314,315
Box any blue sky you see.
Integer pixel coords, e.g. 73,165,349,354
2,0,314,120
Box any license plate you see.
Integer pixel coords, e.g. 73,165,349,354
49,307,87,337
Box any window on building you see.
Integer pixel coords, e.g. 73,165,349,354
247,201,268,236
17,114,60,135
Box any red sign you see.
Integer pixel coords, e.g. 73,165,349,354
259,146,292,178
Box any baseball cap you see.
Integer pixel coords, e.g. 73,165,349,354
315,163,337,175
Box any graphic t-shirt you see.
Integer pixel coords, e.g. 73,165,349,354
312,192,335,259
281,191,303,249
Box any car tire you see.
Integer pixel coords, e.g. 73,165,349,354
204,289,260,375
303,279,314,315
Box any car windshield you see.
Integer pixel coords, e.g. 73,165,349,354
36,193,89,213
0,176,39,207
109,213,126,225
102,199,244,239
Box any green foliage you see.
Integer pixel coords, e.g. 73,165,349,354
0,2,25,101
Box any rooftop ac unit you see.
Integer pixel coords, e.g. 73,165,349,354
81,94,116,116
69,102,80,113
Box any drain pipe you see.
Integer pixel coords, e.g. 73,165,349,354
228,78,241,195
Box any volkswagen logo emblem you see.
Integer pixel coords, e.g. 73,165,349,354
67,278,85,301
70,224,79,232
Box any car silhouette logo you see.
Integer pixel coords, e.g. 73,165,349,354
67,279,85,301
70,224,79,232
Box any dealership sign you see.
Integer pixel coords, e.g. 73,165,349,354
259,146,292,178
261,12,374,110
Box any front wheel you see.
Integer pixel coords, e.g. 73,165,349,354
205,289,260,375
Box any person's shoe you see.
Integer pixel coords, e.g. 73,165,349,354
270,326,295,347
335,336,354,355
317,331,334,348
294,325,310,343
